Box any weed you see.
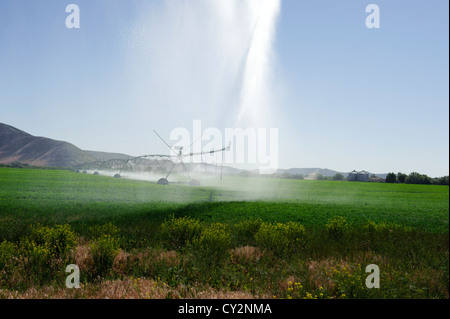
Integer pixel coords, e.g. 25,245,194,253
160,216,204,250
232,218,264,246
89,234,121,279
191,223,231,263
0,240,18,274
326,216,349,240
255,221,306,257
29,224,78,259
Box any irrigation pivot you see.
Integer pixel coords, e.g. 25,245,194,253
152,130,230,185
89,131,230,185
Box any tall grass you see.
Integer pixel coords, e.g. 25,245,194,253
0,217,448,299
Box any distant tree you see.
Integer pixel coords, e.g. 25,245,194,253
315,173,324,180
405,172,432,185
432,176,449,185
278,172,304,180
370,174,378,179
240,171,251,177
10,161,29,168
385,172,397,183
281,172,291,179
308,172,324,180
397,172,407,183
332,173,345,181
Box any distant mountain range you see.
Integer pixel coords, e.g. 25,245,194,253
0,122,387,177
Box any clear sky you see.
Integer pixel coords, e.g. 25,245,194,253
0,0,448,177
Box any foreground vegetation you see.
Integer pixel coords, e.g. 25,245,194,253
0,218,448,299
0,168,448,298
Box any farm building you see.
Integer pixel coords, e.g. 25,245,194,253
348,170,369,182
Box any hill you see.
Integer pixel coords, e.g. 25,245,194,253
0,122,96,168
83,150,133,162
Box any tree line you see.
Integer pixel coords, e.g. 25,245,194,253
275,171,449,185
385,172,449,185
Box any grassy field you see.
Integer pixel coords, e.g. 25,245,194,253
0,167,448,299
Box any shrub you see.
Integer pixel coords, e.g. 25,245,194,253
326,216,349,240
19,238,55,284
160,216,204,250
89,234,121,278
232,218,263,246
255,221,306,257
0,240,18,271
191,223,231,261
13,224,77,286
325,264,368,299
362,220,412,234
29,224,78,259
89,222,120,238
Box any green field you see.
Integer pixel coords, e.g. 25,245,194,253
1,168,448,236
0,167,448,299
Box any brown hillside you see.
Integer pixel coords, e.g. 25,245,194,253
0,122,96,167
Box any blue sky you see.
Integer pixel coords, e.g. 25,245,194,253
0,0,448,177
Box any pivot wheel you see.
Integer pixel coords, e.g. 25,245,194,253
189,179,200,186
157,178,169,185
